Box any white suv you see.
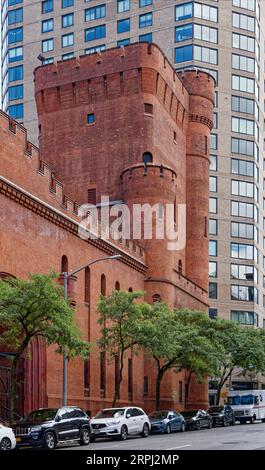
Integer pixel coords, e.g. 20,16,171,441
90,407,150,441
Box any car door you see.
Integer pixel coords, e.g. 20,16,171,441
125,408,138,434
56,408,75,440
133,408,145,432
226,406,233,423
171,411,182,430
198,410,208,428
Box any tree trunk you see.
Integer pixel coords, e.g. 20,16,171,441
155,371,164,410
112,350,124,407
9,355,19,427
185,371,192,407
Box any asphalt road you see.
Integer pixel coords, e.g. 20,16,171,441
58,421,265,451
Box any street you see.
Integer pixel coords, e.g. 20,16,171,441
58,422,265,451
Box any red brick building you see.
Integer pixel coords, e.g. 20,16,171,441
0,43,214,418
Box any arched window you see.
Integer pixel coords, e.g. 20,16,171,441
84,267,90,303
152,293,161,303
178,259,183,274
61,255,68,273
128,287,133,292
143,152,153,165
115,281,120,291
101,274,106,296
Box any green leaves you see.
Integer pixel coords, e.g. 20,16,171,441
0,273,90,359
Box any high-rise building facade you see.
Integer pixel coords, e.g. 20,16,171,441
1,0,264,394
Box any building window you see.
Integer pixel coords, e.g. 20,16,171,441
232,117,255,136
8,84,23,101
232,33,255,53
144,376,148,397
62,0,74,8
117,18,130,34
42,38,53,52
232,54,256,74
101,274,106,296
42,18,54,33
231,264,256,282
175,2,193,21
84,267,90,303
8,27,23,44
62,33,74,48
231,222,254,239
231,310,258,326
193,23,218,43
194,45,218,64
175,45,193,63
139,33,152,42
87,113,95,125
8,103,23,119
8,46,23,63
209,282,217,299
85,45,106,55
61,255,68,273
231,201,254,218
232,0,256,11
139,12,152,28
231,285,258,303
232,159,254,176
209,261,217,278
8,7,23,25
209,176,217,192
232,96,255,115
62,13,74,28
8,0,23,5
85,25,106,42
210,155,217,171
85,4,106,22
209,219,217,235
62,52,74,60
233,12,256,32
117,0,130,13
232,75,255,94
140,0,152,6
42,0,53,14
175,24,193,42
210,134,217,150
179,381,183,402
231,137,255,156
209,308,217,319
231,243,255,260
43,57,54,65
115,281,120,291
178,259,183,274
117,38,130,47
209,197,217,214
231,180,254,198
8,65,23,82
209,240,217,257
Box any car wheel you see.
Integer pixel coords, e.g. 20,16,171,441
261,419,265,423
208,420,213,429
141,423,150,438
165,424,171,434
120,425,128,441
230,417,236,426
42,431,56,450
80,428,90,446
195,421,201,431
0,437,12,451
180,422,186,432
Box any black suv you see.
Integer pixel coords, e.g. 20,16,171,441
207,405,236,427
13,407,92,449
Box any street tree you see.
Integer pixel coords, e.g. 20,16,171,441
97,290,147,407
0,273,90,425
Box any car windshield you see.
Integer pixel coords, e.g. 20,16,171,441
149,411,168,419
208,406,223,413
228,395,254,406
94,409,126,419
22,409,57,423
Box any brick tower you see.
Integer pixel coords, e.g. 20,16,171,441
35,43,214,410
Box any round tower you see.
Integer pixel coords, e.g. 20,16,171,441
179,70,215,291
121,163,177,305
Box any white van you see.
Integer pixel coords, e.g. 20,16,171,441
227,390,265,424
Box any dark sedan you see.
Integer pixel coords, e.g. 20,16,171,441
207,405,236,427
181,410,213,431
149,410,186,434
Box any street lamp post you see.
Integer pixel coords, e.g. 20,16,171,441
62,254,121,406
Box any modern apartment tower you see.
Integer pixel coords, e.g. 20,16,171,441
1,0,264,396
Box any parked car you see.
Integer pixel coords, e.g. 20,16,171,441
90,407,150,441
207,405,236,427
0,424,16,451
12,407,92,449
149,410,186,434
181,410,213,431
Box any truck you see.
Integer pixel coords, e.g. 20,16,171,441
227,390,265,424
